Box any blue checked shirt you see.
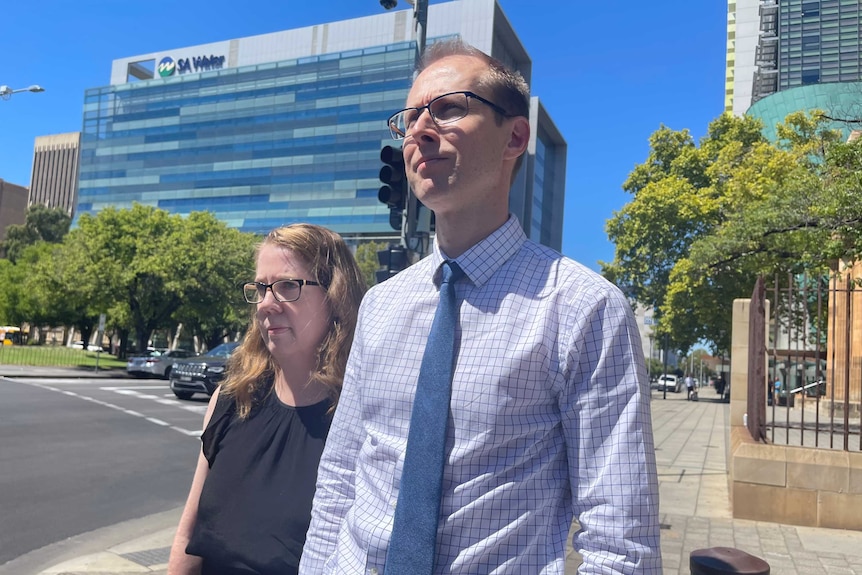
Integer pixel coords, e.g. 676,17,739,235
300,217,661,574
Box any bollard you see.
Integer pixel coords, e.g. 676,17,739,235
690,547,770,575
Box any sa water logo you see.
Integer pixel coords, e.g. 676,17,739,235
158,57,176,77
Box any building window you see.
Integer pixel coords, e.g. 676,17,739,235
802,1,820,17
802,35,821,50
801,70,821,84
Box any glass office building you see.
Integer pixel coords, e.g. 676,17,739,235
728,0,862,118
76,0,567,249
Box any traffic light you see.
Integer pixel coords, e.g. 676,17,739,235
376,244,408,283
378,145,406,231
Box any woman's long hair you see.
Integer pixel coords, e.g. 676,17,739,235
220,224,366,418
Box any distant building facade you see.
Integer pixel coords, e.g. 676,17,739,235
0,179,29,242
728,0,862,118
29,132,81,216
74,0,566,249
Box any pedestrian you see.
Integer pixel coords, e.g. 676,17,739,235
300,39,661,574
773,377,782,406
685,373,695,400
715,374,727,398
167,224,366,575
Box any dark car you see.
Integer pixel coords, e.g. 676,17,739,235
169,342,240,400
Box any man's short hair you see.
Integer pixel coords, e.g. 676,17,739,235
417,39,531,178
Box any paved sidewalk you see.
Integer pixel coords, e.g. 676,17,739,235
6,373,862,574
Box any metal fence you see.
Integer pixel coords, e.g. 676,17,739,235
748,270,862,451
0,342,120,369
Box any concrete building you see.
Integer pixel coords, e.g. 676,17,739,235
75,0,566,249
728,0,862,118
0,179,29,242
29,132,81,216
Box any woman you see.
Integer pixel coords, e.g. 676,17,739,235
168,224,366,575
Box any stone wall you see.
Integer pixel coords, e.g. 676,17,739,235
729,298,862,531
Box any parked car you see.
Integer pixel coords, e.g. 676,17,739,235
70,341,103,352
657,374,681,393
169,342,240,400
126,348,197,379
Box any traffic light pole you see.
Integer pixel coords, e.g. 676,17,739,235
376,0,431,278
402,0,430,260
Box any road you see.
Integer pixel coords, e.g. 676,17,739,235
0,375,206,565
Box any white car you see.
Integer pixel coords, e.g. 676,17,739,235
127,349,197,379
657,374,681,393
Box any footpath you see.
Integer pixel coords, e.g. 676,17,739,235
4,367,862,574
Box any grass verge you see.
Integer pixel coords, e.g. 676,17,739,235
0,345,126,369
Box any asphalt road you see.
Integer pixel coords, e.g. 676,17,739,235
0,375,206,565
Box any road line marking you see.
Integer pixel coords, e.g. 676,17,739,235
10,380,201,439
100,386,167,391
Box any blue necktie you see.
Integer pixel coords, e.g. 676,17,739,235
386,261,463,575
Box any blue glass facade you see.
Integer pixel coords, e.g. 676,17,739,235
778,0,861,91
77,43,416,237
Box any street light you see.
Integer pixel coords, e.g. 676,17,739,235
0,84,45,101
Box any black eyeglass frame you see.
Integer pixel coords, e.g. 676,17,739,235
242,279,322,304
387,90,512,140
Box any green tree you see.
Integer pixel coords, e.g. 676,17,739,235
2,205,71,262
604,112,841,354
355,240,389,287
0,257,26,326
171,212,258,351
17,243,78,343
69,205,192,356
604,115,766,352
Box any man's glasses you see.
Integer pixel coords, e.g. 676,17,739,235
242,279,321,304
387,90,511,140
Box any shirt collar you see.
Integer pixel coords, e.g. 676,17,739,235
430,215,526,287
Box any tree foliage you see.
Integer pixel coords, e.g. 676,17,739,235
604,111,855,356
2,205,71,262
171,211,257,351
1,204,257,356
355,240,389,287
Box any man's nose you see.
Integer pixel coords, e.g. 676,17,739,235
407,107,437,138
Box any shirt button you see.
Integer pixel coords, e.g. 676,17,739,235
367,568,380,575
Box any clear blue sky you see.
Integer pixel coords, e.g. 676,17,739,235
1,0,727,271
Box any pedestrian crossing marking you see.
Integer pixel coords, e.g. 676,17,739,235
9,379,203,437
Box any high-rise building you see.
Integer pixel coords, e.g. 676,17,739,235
0,179,28,242
75,0,566,249
727,0,862,139
29,132,81,216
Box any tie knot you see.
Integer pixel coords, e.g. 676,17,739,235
441,260,464,285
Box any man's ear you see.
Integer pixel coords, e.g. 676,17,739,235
504,116,530,161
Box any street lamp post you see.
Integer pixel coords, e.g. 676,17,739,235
0,84,45,101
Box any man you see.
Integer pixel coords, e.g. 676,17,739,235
685,374,695,400
301,40,661,574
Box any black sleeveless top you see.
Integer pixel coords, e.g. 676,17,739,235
186,383,333,575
